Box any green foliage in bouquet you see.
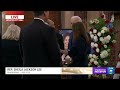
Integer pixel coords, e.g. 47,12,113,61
95,18,106,30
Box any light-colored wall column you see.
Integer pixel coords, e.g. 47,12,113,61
61,11,74,29
2,11,14,35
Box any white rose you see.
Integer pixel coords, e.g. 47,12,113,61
106,35,111,40
91,42,94,48
102,27,107,30
94,43,98,47
102,40,106,44
90,34,94,39
100,37,104,42
101,30,105,34
104,61,108,65
100,53,105,59
112,40,116,43
95,38,98,42
104,51,109,57
93,54,97,59
94,61,98,65
89,20,93,24
104,37,109,44
88,63,91,66
94,36,98,42
90,58,94,63
107,49,110,52
100,50,108,59
97,32,101,37
101,53,106,59
96,48,100,53
89,31,93,35
93,19,99,24
104,45,107,48
89,54,93,58
93,29,97,34
96,20,99,24
102,27,109,32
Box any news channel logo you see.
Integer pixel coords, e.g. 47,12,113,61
93,67,115,74
107,67,115,74
5,11,24,22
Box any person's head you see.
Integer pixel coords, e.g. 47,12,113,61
2,24,21,41
33,11,49,21
71,16,82,25
72,22,90,45
47,19,55,28
63,33,70,50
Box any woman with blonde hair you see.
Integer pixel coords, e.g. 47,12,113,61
1,24,22,79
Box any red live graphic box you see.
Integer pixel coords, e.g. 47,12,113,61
115,68,120,74
5,11,24,22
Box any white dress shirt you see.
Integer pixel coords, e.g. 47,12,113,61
34,17,49,25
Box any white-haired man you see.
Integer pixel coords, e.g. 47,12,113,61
71,16,82,24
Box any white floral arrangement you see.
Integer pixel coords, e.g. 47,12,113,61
88,14,116,67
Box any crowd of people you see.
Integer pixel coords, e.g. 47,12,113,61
1,11,91,79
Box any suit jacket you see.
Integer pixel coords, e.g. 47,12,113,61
19,19,61,79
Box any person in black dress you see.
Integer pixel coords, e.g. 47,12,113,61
1,24,22,79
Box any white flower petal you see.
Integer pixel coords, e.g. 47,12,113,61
93,29,97,34
90,34,94,39
101,30,105,34
104,45,107,48
112,40,116,43
96,48,100,53
90,58,94,63
94,61,98,65
89,54,93,58
100,37,104,42
94,43,98,47
91,42,95,48
97,32,101,37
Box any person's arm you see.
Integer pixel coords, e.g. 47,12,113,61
45,27,62,67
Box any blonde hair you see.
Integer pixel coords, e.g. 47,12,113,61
2,24,21,41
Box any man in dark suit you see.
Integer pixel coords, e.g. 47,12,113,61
19,11,61,79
